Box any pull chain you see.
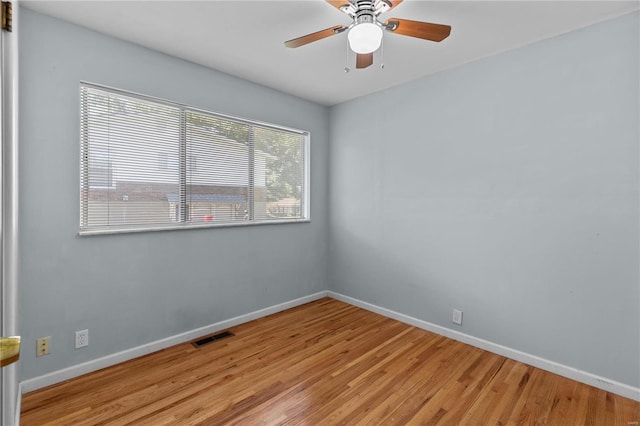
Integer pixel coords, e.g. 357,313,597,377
345,36,351,73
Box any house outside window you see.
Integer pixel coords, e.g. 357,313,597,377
80,83,309,234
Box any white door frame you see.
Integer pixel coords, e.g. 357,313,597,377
1,1,19,425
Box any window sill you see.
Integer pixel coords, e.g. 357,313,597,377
78,218,311,236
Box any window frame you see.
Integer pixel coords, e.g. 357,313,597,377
79,82,310,236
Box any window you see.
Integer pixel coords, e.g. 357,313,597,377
80,83,309,234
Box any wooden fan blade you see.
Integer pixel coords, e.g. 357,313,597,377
326,0,351,12
384,18,451,42
356,53,373,69
284,25,346,48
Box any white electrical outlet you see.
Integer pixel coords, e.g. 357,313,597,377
452,309,463,325
75,329,89,349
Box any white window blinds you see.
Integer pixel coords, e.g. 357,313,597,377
80,83,309,234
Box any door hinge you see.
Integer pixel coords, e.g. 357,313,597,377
1,1,12,32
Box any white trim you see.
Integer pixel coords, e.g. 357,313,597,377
327,291,640,402
78,218,311,237
15,382,22,426
20,291,328,394
1,2,20,425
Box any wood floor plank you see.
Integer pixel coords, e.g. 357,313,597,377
21,298,640,425
305,334,460,424
229,327,423,425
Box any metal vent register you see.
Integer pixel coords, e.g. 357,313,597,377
191,331,235,348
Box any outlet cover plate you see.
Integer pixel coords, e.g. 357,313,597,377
75,329,89,349
452,309,463,325
36,336,50,357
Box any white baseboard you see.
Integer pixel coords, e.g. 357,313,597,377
20,289,639,402
20,291,328,394
327,291,640,402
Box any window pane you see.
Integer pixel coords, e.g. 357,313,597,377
81,86,181,230
253,126,305,220
185,112,250,223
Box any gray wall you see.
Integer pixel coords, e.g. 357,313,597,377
19,9,330,380
329,12,639,388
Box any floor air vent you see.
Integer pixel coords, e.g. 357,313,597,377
192,331,235,348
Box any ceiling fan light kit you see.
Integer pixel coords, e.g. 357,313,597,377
284,0,451,69
348,21,383,54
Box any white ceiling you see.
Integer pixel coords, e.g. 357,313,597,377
22,0,639,106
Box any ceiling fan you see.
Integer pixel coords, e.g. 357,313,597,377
284,0,452,69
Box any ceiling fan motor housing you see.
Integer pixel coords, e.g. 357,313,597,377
355,12,376,26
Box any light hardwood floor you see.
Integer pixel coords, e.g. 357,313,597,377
21,298,639,425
